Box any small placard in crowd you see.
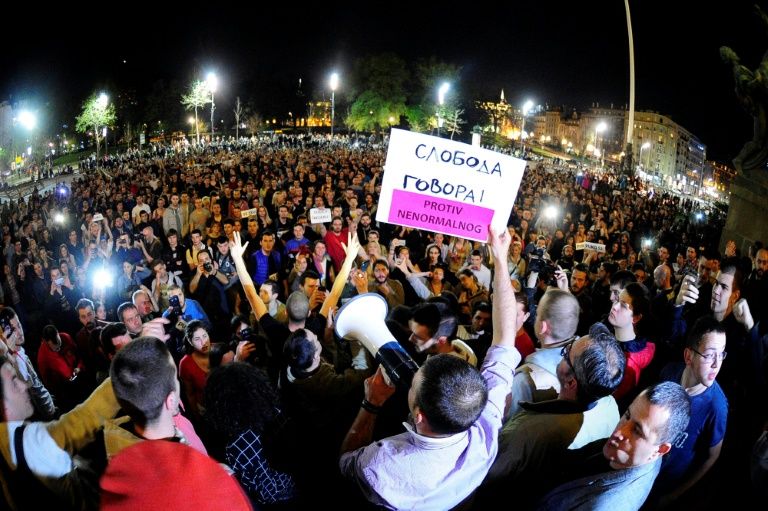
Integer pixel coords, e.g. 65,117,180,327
576,242,606,253
309,207,332,224
240,208,259,218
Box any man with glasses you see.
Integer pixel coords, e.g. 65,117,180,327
650,317,728,507
483,323,624,506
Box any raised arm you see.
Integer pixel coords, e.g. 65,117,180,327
231,231,268,320
488,226,516,348
320,231,361,318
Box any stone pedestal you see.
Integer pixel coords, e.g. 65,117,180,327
721,169,768,255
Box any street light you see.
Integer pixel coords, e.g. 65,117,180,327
640,141,651,174
329,72,339,136
98,93,109,159
206,72,218,139
437,82,450,137
520,99,534,155
596,121,608,168
17,111,37,130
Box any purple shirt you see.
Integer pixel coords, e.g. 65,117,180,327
339,345,520,510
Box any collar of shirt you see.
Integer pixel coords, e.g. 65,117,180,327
402,421,468,450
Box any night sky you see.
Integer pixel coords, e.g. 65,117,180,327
1,0,762,162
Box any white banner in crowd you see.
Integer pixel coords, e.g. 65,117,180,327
376,129,526,242
309,207,333,224
240,208,259,218
576,242,607,253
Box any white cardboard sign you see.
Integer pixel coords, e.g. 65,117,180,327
376,129,526,242
309,207,332,224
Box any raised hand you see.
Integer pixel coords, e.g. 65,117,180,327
487,225,511,265
675,275,700,306
231,231,249,261
733,298,755,331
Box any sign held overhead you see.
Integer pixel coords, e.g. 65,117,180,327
376,129,526,242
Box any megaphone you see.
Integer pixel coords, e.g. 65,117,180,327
335,293,419,390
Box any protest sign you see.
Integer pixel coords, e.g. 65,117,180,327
376,129,526,242
240,208,259,218
309,207,332,224
576,242,606,253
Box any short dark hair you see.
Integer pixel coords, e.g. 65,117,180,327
101,322,128,359
610,270,636,289
117,302,138,322
573,263,590,275
261,279,279,296
686,316,727,351
283,328,317,375
573,323,625,403
720,263,744,295
642,381,691,445
415,355,488,435
76,298,94,313
300,270,320,286
623,282,651,325
110,337,176,428
410,303,441,338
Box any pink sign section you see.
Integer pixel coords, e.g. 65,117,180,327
388,189,494,240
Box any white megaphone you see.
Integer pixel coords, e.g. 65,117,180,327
335,293,419,390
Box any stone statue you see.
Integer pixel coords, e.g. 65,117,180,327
720,4,768,173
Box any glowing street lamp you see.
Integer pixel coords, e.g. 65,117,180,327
596,121,608,168
329,72,339,136
640,141,651,173
437,82,450,137
520,99,534,154
18,110,37,131
206,72,218,138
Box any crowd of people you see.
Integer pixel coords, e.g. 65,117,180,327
0,132,766,510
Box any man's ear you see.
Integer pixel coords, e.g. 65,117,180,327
165,391,177,411
683,347,694,367
539,320,550,336
632,313,643,325
657,442,672,456
522,312,531,323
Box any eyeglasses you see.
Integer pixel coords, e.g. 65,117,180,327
560,341,578,380
691,348,727,363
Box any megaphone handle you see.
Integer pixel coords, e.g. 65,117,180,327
381,366,394,387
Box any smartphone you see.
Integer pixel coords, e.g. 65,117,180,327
317,285,327,293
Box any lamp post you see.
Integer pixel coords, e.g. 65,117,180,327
97,93,109,160
329,72,339,136
437,82,450,137
206,72,218,140
596,121,607,168
640,141,651,174
520,99,534,155
15,110,37,170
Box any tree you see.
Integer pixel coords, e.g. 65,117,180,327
233,97,243,140
346,54,409,133
412,58,462,135
444,108,466,140
181,80,211,144
75,92,117,160
245,112,263,136
346,91,406,133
